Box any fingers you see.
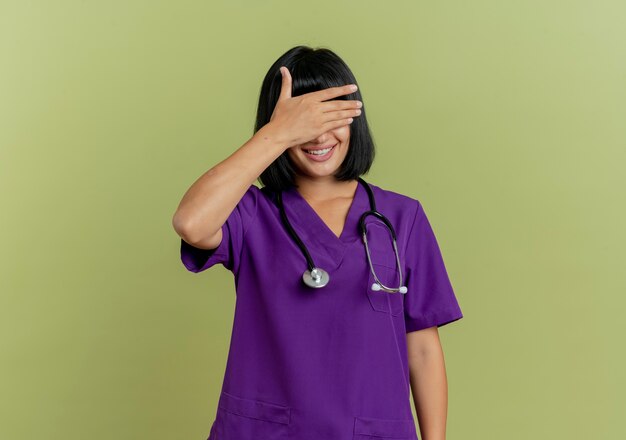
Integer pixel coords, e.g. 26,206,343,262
318,99,363,124
319,99,363,113
278,66,292,101
323,117,355,131
314,83,358,102
322,107,362,123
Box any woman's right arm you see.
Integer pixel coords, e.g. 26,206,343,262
172,123,287,250
172,66,361,251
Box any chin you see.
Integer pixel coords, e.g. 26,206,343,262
296,161,341,177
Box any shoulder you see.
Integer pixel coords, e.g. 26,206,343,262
361,181,425,249
259,184,279,207
366,181,421,218
241,183,273,205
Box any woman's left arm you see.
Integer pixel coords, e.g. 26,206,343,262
407,327,449,440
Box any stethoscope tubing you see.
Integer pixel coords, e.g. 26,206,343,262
277,177,406,293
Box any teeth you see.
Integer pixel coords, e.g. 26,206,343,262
305,146,333,155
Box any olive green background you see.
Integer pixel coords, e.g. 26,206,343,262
1,1,624,439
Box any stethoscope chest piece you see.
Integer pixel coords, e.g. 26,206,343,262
302,267,330,288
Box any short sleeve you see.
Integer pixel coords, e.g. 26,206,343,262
180,184,260,274
403,200,463,333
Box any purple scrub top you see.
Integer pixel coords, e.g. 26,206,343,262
180,181,463,440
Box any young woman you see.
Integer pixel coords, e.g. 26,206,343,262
172,45,463,440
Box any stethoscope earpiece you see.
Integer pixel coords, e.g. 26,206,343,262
371,282,408,294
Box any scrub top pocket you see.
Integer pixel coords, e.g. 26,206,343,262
364,224,405,316
213,391,291,440
353,415,418,440
366,262,404,316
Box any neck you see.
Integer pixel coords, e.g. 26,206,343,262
294,176,359,203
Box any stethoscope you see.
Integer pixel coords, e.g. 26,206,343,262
276,177,407,294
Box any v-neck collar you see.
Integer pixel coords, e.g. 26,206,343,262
280,180,371,270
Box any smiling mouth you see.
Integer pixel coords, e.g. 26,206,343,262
302,144,337,155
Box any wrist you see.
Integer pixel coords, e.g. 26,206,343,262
255,123,290,153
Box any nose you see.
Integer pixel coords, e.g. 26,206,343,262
314,132,330,144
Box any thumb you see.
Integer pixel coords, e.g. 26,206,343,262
278,66,292,101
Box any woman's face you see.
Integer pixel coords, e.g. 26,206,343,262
286,124,351,180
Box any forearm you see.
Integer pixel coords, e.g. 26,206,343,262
172,123,286,243
408,341,449,440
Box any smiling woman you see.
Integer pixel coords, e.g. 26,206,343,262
253,46,375,192
173,45,463,440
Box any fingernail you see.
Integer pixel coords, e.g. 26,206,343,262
351,84,358,91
